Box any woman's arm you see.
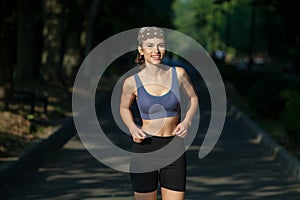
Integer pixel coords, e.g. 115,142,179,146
120,76,146,143
172,67,199,138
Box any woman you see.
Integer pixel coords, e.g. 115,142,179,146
120,27,198,200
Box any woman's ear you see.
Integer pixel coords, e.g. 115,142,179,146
138,46,143,55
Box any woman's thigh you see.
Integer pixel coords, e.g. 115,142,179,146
159,153,187,192
130,170,158,193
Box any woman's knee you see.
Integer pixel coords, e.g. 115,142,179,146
134,190,157,200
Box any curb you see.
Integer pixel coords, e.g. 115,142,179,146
0,117,76,191
229,103,300,180
0,90,111,192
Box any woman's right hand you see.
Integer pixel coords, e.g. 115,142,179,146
130,127,146,143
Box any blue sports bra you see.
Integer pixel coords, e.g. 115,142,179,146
134,67,181,120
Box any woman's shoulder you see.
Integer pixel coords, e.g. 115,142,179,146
173,66,187,77
123,75,136,89
124,75,135,86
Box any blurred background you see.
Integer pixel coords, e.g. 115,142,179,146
0,0,299,161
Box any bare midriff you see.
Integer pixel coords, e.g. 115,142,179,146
141,115,179,137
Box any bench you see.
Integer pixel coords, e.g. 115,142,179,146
10,90,48,114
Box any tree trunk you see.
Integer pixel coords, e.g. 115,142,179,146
58,0,85,86
0,0,17,109
84,0,101,57
15,0,43,88
40,0,63,83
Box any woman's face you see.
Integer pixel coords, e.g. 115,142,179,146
139,38,166,65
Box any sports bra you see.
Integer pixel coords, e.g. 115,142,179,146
134,67,181,120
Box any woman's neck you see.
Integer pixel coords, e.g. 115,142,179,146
143,63,169,77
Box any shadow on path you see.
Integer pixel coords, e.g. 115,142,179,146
2,76,300,200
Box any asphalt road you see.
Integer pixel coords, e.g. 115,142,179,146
2,77,300,200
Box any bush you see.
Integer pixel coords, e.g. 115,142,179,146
218,65,238,82
231,70,273,96
280,89,300,142
247,74,286,118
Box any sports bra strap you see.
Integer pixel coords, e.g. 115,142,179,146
172,67,180,97
134,73,143,88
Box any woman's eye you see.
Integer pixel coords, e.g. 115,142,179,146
144,43,165,49
146,44,153,48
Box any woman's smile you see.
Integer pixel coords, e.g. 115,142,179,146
151,54,162,60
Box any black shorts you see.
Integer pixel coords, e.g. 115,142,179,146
130,135,186,193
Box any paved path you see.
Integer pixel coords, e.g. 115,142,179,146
2,78,300,200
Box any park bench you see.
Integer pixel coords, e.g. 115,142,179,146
10,90,48,114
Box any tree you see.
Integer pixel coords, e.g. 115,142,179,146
258,0,300,73
0,0,17,109
58,0,87,85
15,0,43,86
172,0,300,72
84,0,101,57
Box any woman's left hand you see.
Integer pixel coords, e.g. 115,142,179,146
172,121,189,138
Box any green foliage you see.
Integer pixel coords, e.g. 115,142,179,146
52,105,68,117
230,70,271,96
172,0,251,54
258,0,300,63
95,0,173,42
218,64,238,82
247,74,286,118
172,0,300,66
280,89,300,142
173,0,228,52
172,0,199,40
